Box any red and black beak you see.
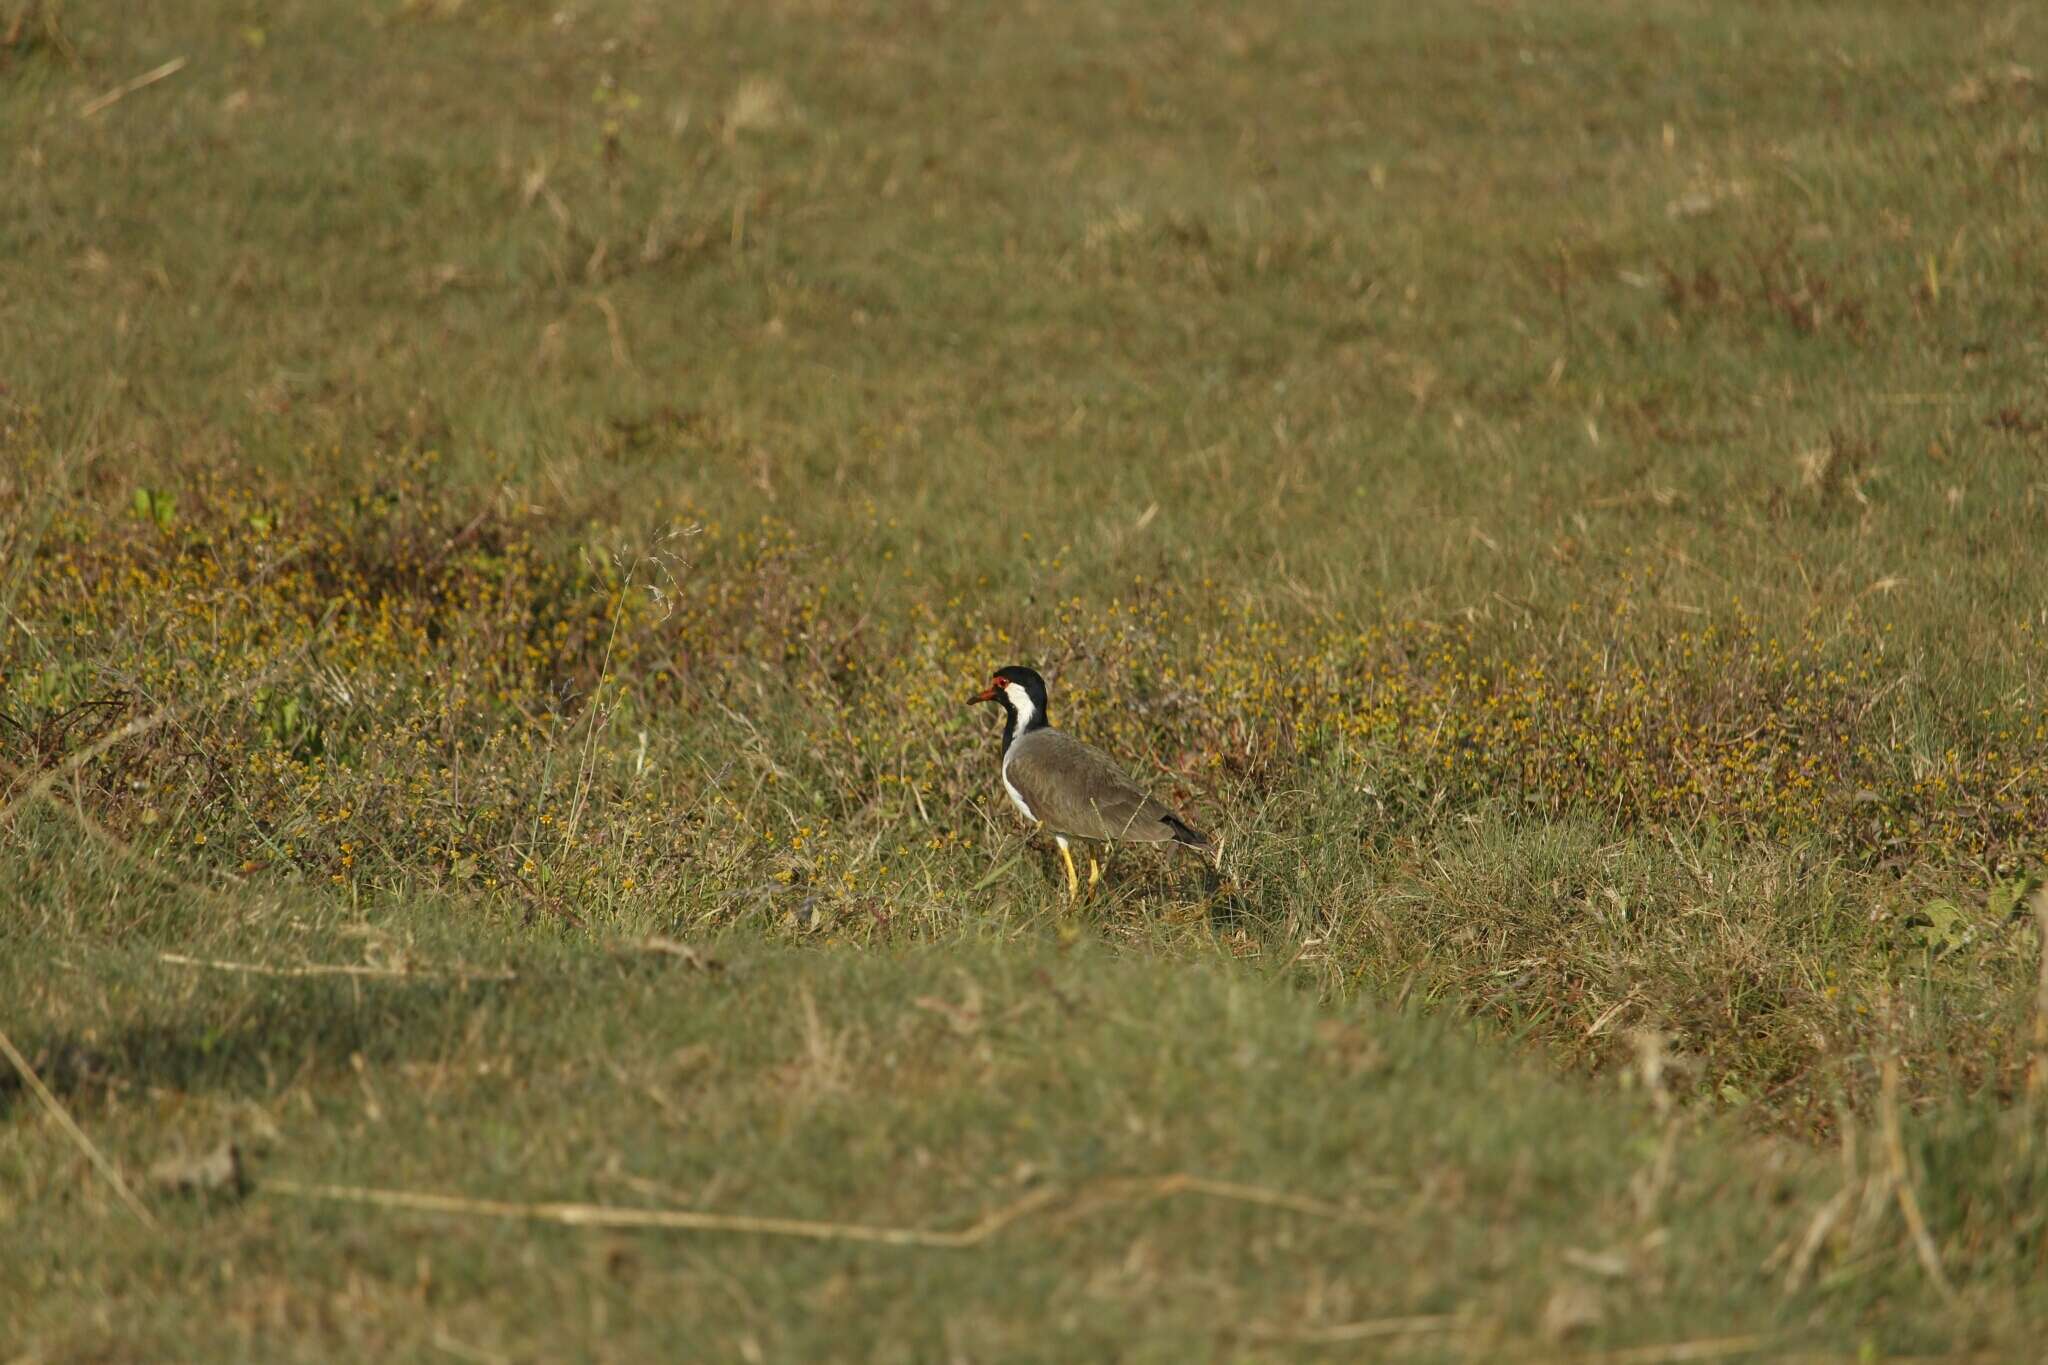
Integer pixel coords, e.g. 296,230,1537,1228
966,680,1002,706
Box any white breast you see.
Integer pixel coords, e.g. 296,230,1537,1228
1000,748,1038,823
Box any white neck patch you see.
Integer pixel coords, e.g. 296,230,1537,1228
1003,681,1039,731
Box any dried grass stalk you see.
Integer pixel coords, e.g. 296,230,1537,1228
264,1169,1374,1248
0,1027,159,1231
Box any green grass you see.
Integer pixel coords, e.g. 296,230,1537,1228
6,895,2044,1359
5,0,2048,1354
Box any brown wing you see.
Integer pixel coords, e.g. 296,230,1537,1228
1005,729,1191,844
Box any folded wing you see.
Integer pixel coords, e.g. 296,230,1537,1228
1006,730,1204,846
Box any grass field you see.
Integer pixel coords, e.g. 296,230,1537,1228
5,0,2048,1356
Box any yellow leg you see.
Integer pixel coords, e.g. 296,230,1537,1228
1087,857,1101,891
1056,838,1080,899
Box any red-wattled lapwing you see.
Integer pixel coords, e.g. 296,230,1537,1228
967,665,1207,897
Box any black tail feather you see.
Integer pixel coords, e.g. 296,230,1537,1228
1163,815,1207,848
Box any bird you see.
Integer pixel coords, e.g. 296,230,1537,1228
966,664,1207,898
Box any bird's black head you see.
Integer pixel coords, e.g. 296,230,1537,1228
966,664,1049,749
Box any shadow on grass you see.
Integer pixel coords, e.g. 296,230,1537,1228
1,974,529,1120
